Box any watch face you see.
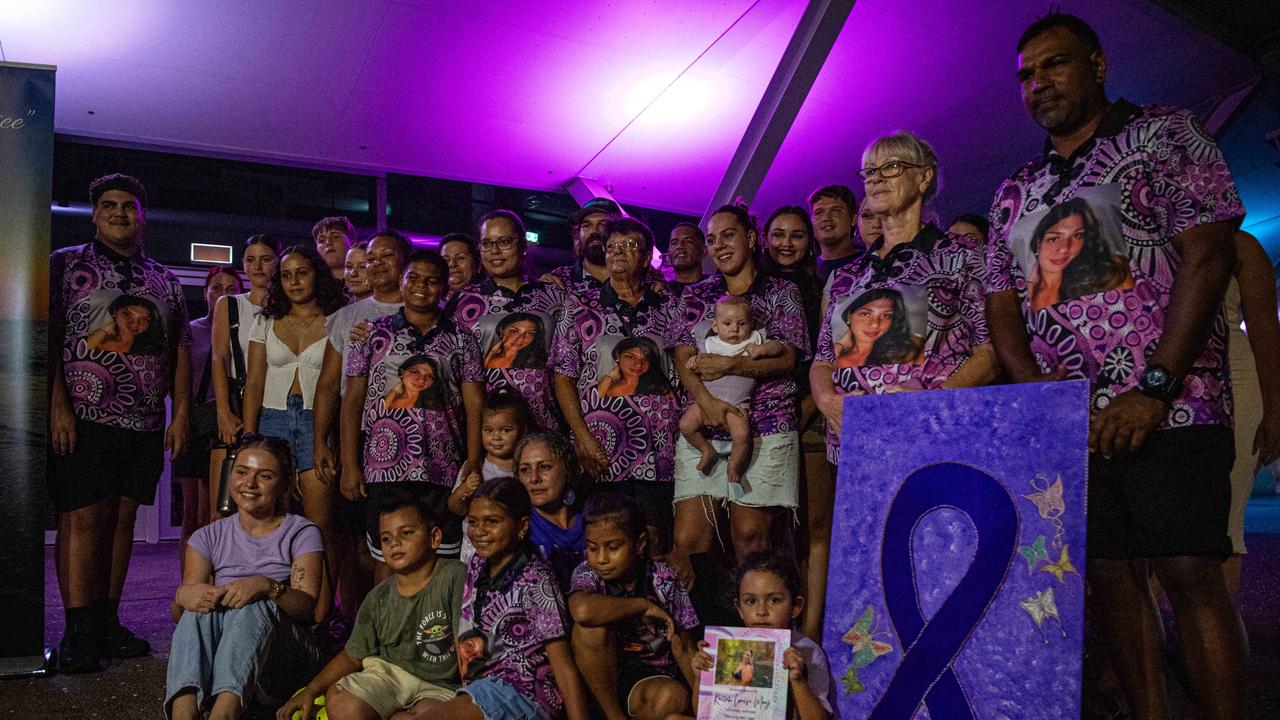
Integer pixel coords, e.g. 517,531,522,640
1146,367,1169,386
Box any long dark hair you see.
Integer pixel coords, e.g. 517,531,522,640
491,312,547,367
262,245,348,319
106,294,165,355
612,336,670,395
761,205,820,309
842,288,917,364
397,354,446,410
1030,197,1129,302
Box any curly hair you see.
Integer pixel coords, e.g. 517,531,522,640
513,431,586,502
262,245,348,319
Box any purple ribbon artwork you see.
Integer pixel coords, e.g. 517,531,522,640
825,382,1089,720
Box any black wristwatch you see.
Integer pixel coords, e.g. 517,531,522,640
1137,364,1181,402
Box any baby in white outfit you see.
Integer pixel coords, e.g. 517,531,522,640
680,294,783,483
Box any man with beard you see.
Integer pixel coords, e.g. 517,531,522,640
664,222,706,298
807,185,864,280
985,13,1246,719
545,197,666,293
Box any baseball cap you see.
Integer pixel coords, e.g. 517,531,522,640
568,197,623,227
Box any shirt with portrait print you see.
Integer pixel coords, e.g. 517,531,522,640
459,549,569,719
569,558,699,678
51,241,192,432
450,277,567,431
550,281,681,483
345,309,482,487
816,225,989,461
985,100,1244,428
666,272,810,438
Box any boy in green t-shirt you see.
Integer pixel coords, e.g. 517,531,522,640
279,498,466,720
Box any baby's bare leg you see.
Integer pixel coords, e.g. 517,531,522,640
679,405,719,475
724,410,753,485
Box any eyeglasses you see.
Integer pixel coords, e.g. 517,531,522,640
605,239,642,254
857,160,924,180
479,236,519,252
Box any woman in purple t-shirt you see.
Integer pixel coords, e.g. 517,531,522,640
165,435,325,720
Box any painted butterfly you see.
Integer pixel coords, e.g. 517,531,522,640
1017,535,1049,572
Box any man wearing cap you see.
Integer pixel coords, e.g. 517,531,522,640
543,197,622,290
49,174,192,672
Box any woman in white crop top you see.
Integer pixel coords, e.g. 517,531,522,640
209,235,277,515
241,245,348,621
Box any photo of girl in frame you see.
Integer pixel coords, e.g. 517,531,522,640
86,294,165,355
1011,188,1134,312
384,354,446,410
483,311,549,369
831,287,926,369
595,336,672,398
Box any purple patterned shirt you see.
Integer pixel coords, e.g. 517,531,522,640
345,310,482,487
816,225,989,461
51,242,192,432
569,558,699,677
666,272,810,437
460,550,569,718
450,277,567,431
986,101,1244,428
547,260,665,294
550,282,681,483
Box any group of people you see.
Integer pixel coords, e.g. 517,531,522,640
46,12,1276,720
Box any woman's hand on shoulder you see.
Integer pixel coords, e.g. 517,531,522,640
220,575,273,609
177,582,226,614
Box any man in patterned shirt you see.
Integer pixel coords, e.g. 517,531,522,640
543,197,621,290
984,14,1246,718
49,174,191,672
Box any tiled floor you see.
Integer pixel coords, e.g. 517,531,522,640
1,537,1277,719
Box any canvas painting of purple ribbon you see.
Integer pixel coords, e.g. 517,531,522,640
824,381,1088,720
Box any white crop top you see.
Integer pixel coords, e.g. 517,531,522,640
248,315,330,410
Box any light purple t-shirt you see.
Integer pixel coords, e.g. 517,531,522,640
188,513,323,586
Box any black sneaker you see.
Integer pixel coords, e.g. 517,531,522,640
58,626,103,674
101,623,151,659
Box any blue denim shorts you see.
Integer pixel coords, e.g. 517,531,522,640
458,677,549,720
257,394,315,471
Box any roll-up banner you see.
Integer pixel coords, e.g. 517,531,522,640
0,61,56,676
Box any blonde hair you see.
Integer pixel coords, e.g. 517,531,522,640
861,131,941,205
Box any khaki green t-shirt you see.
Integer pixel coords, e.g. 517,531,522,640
345,558,466,686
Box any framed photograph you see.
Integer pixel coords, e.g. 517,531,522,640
697,626,790,720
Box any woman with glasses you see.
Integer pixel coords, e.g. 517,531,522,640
209,235,278,515
550,218,682,551
241,245,348,622
166,434,324,720
812,131,996,467
666,204,810,590
450,210,568,432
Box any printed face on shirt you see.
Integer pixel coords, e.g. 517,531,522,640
91,190,145,250
517,439,570,511
384,355,447,411
480,312,550,370
829,286,927,369
1009,185,1133,313
711,301,754,345
378,506,442,573
594,335,671,398
87,295,164,355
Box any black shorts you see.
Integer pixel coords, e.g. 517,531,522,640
1088,425,1234,559
49,419,164,512
170,434,213,478
601,480,675,553
617,663,682,715
365,482,462,560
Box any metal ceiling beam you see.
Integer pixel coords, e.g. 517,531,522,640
701,0,855,226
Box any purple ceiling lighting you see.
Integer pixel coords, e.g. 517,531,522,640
1,0,1261,225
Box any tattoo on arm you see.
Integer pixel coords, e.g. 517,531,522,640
291,564,305,589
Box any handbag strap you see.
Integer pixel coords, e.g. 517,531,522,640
227,296,247,381
195,344,213,403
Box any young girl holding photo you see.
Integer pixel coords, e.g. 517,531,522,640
570,494,700,720
408,477,588,720
688,551,837,720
